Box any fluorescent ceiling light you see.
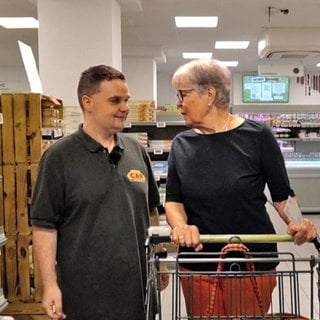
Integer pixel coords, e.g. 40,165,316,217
175,16,218,28
215,41,250,49
0,17,39,29
18,40,43,93
220,61,239,67
317,62,320,67
183,52,213,59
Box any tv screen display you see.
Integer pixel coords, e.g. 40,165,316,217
242,75,289,103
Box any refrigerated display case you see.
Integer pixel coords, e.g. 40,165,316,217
285,160,320,213
233,106,320,213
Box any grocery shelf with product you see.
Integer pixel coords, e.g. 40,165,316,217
237,112,320,160
121,105,186,209
234,106,320,214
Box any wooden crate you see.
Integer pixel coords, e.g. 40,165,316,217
0,98,3,165
1,162,43,303
0,94,14,164
2,165,16,235
0,166,4,227
0,93,63,165
2,164,31,235
4,233,41,302
0,93,63,303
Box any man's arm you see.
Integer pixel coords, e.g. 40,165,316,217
149,207,169,290
32,226,66,319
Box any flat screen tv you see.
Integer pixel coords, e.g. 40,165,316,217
242,75,289,103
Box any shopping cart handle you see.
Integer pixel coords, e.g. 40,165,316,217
148,226,171,244
147,227,295,243
148,227,320,250
199,234,294,243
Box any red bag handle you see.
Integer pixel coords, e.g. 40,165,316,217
206,243,264,315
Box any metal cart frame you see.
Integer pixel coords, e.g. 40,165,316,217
146,228,320,320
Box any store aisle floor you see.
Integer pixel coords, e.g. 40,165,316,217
157,209,320,320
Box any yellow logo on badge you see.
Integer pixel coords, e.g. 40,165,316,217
127,170,145,182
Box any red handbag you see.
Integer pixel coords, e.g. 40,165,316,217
205,243,310,319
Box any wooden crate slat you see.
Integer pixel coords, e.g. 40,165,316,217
28,165,38,201
4,235,18,302
13,94,28,164
32,253,42,302
0,166,4,227
16,165,30,234
0,301,46,315
28,94,42,164
0,247,5,294
3,165,16,235
1,94,14,164
17,234,31,301
0,99,3,164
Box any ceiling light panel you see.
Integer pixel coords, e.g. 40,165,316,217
183,52,213,59
220,61,239,67
215,41,250,49
175,16,218,28
0,17,39,29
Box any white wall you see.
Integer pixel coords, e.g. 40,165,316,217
122,57,157,102
0,66,30,93
157,72,176,106
38,0,122,106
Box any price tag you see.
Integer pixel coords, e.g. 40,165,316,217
53,128,63,138
156,121,166,128
42,128,52,136
154,175,160,181
124,122,132,128
0,113,3,124
153,149,163,155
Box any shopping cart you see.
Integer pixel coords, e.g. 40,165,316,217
145,226,320,320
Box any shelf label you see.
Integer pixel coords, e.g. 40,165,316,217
153,149,163,155
154,175,160,181
156,121,166,128
124,122,132,128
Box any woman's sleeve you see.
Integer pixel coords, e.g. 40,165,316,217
143,149,160,211
165,141,182,203
260,124,295,202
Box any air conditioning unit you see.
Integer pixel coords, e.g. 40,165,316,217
258,64,304,77
258,27,320,60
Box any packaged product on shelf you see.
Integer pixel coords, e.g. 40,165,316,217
127,100,155,122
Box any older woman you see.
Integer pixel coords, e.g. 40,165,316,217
165,59,317,317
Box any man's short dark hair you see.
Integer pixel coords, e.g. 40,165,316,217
77,65,126,109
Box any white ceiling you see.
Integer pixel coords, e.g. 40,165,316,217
1,0,320,76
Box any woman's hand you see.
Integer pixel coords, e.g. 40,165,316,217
171,224,203,251
287,218,318,245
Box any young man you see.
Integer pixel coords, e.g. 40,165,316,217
31,65,167,320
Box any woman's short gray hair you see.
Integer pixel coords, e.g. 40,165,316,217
172,59,231,107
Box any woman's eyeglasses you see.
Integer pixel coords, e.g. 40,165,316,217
176,88,195,102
